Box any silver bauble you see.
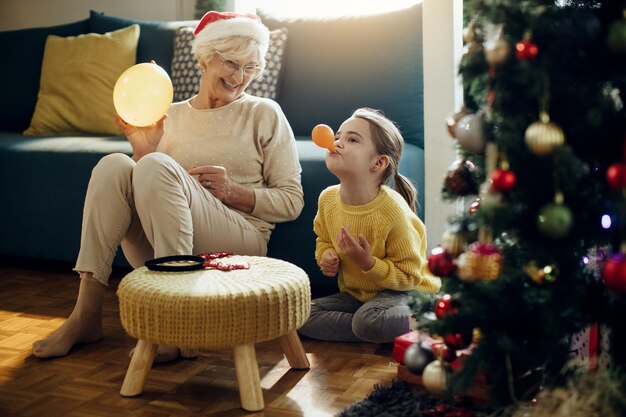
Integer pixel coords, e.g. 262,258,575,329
403,342,435,375
455,113,485,154
445,107,470,138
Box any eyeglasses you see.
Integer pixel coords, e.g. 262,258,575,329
217,55,261,79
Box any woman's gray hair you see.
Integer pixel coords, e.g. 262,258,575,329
192,35,267,76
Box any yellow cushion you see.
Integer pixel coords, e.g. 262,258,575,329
24,24,139,136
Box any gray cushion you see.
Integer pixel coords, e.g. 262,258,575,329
258,3,424,148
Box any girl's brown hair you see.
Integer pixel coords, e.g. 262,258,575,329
353,107,418,212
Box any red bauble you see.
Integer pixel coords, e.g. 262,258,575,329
436,344,458,363
434,294,459,318
606,162,626,191
444,159,477,195
428,343,457,363
602,253,626,294
443,330,473,350
515,39,539,60
491,168,517,192
427,247,456,277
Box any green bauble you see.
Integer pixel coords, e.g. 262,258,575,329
608,18,626,53
537,203,573,239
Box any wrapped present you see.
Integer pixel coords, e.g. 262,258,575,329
569,323,612,372
393,330,467,371
393,330,420,364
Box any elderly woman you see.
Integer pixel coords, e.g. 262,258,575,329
32,11,304,361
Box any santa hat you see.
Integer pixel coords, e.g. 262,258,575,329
194,11,270,56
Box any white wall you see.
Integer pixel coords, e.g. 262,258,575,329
422,0,463,250
0,0,238,31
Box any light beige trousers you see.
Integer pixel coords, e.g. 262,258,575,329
74,152,266,285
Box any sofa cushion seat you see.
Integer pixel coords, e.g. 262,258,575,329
0,133,130,263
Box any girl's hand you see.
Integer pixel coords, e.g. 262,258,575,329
115,113,166,161
319,249,339,277
337,226,375,272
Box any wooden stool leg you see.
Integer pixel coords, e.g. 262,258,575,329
120,339,157,396
279,330,310,369
233,343,264,412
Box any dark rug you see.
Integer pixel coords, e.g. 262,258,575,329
336,380,485,417
336,380,432,417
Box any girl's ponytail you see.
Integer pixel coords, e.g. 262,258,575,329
394,172,418,213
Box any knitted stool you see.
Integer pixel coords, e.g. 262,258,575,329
116,255,311,412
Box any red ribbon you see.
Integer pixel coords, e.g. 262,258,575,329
468,242,500,255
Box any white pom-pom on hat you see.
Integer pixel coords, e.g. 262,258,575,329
194,11,270,56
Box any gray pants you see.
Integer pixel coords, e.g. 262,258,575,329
298,290,412,343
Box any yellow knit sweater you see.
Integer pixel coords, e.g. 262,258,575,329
314,185,441,302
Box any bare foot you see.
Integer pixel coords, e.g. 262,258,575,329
32,316,102,358
128,344,184,363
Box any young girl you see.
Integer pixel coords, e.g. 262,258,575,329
298,108,441,343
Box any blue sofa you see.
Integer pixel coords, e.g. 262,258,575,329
0,5,425,296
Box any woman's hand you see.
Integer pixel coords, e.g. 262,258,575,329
319,249,339,277
337,226,375,272
115,114,166,161
189,165,256,213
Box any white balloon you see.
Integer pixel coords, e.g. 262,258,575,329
113,63,173,127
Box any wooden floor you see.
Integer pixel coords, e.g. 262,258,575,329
0,264,397,417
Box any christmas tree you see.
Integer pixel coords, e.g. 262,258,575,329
412,0,626,409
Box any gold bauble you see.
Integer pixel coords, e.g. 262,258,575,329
422,360,448,395
463,21,479,44
524,261,558,284
524,111,565,155
441,229,467,257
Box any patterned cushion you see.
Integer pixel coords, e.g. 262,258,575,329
171,26,288,102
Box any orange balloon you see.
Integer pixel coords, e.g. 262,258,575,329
312,124,336,153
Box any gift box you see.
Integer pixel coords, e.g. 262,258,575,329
392,329,420,364
570,323,612,372
393,330,468,371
